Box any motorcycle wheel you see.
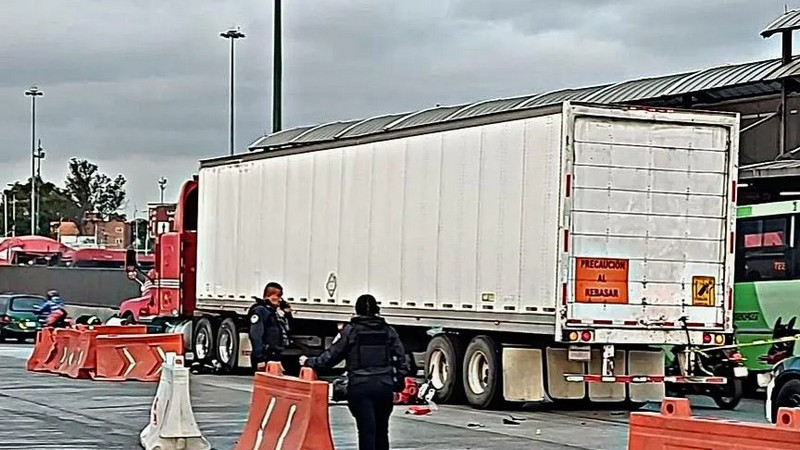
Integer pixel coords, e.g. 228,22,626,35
712,378,743,410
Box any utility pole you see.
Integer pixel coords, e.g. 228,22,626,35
25,86,43,235
272,0,283,132
221,28,245,155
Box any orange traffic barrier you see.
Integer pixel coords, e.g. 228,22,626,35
234,362,335,450
26,328,57,372
52,328,84,376
37,328,77,373
93,333,184,382
628,397,800,449
59,325,148,378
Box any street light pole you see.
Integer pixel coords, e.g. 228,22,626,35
158,177,167,204
25,86,43,235
11,196,17,237
273,0,283,133
220,28,245,155
2,191,7,238
34,139,45,229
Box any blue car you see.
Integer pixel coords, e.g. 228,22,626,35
766,355,800,423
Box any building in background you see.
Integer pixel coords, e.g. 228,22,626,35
147,202,176,239
51,212,131,250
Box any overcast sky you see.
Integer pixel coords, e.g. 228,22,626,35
0,0,795,215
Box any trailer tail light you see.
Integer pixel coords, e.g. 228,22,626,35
565,174,572,197
729,232,735,254
731,180,737,204
702,333,725,345
568,331,579,341
562,283,568,306
566,330,593,342
563,229,570,252
727,288,733,310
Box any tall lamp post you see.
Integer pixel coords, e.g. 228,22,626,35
220,28,245,156
25,86,43,235
2,190,7,238
158,177,167,204
34,139,45,229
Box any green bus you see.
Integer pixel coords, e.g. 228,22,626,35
735,200,800,376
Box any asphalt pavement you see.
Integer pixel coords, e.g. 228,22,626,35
0,343,768,449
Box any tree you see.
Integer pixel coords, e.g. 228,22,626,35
65,158,127,223
1,178,79,237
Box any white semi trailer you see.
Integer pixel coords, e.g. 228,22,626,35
126,102,740,409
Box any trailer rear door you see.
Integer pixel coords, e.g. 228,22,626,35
564,105,736,339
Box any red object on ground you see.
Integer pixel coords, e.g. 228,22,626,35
405,405,432,416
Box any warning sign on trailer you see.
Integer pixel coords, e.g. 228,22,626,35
575,257,629,304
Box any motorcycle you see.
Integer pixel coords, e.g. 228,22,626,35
665,345,746,410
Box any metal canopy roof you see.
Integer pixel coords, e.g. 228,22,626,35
292,120,361,143
740,160,800,179
249,54,800,152
762,9,800,38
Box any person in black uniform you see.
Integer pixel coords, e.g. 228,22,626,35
300,294,408,450
248,282,286,371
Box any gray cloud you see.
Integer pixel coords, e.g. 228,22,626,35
0,0,795,210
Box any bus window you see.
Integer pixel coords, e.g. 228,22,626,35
736,216,791,281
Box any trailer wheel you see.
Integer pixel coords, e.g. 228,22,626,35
217,318,239,374
193,318,216,364
425,335,465,403
463,335,502,409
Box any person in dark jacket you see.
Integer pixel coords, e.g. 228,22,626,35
300,294,408,450
248,282,286,371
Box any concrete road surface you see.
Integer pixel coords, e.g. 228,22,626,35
0,343,767,449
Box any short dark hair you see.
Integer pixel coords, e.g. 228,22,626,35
355,294,380,316
264,282,283,297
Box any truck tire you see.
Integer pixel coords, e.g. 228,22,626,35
425,334,465,403
463,335,502,409
194,318,216,364
217,318,239,374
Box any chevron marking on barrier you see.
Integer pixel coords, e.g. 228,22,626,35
275,404,297,450
154,346,166,376
122,347,136,378
253,397,277,450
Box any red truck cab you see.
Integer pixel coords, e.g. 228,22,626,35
119,178,198,323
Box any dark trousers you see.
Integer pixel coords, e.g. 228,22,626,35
347,384,394,450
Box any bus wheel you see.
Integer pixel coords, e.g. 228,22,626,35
193,318,216,364
216,318,240,374
425,334,465,403
463,335,502,409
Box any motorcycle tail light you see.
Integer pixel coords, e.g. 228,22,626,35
729,352,743,361
0,315,9,324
